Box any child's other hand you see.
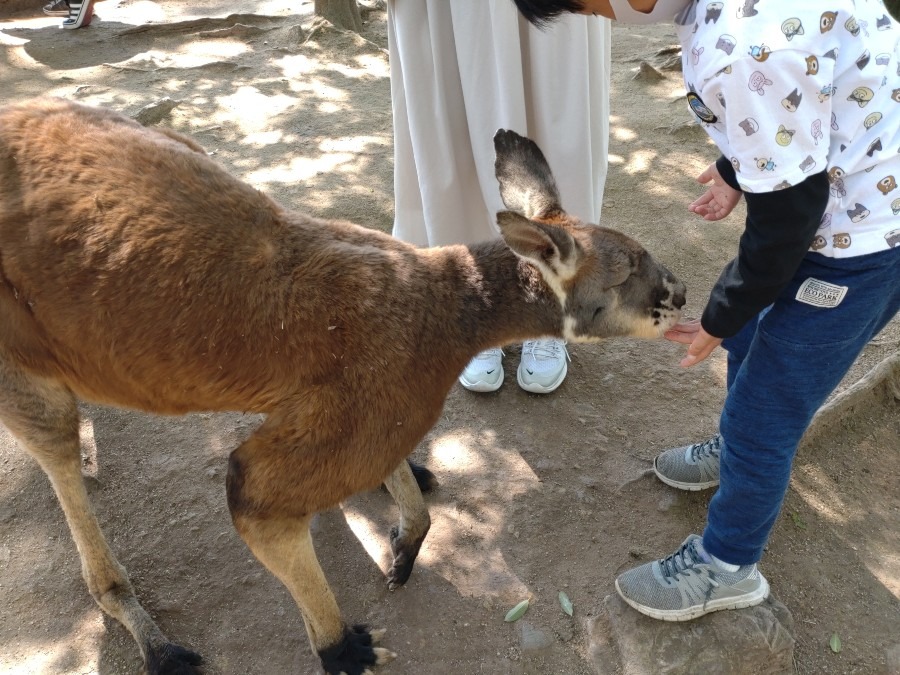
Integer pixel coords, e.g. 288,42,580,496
664,319,723,367
689,163,742,221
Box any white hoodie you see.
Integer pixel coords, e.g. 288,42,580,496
675,0,900,256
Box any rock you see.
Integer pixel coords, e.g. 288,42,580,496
633,61,665,82
520,621,553,651
801,352,900,451
655,46,683,71
588,593,795,675
283,24,307,47
133,98,181,126
886,643,900,675
658,54,683,71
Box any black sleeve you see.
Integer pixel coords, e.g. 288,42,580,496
715,155,741,191
700,171,830,338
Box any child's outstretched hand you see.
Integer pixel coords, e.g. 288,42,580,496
664,319,723,368
689,162,742,221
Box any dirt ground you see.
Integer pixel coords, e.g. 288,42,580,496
0,2,898,674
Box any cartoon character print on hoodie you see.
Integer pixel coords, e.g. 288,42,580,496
676,0,900,257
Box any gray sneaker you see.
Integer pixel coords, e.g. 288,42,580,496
653,434,722,491
615,534,769,621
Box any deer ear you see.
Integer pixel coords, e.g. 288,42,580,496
493,129,564,220
497,211,579,272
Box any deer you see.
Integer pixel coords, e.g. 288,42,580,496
0,97,686,674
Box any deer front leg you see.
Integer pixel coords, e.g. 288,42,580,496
227,438,396,674
383,460,431,590
229,509,396,674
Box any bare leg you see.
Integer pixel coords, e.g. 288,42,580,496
0,362,200,673
383,460,431,590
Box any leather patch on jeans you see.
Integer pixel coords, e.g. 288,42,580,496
795,278,848,308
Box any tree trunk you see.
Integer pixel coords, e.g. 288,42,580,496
314,0,364,32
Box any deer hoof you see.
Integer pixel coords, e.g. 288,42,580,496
145,641,203,675
319,625,395,675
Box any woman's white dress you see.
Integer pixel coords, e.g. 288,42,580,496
387,0,611,247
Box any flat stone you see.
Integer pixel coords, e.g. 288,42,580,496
520,620,553,651
589,593,795,675
886,643,900,675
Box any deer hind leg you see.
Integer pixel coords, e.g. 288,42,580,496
383,460,431,590
226,431,396,674
405,458,439,493
0,361,201,673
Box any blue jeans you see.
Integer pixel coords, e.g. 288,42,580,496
702,248,900,566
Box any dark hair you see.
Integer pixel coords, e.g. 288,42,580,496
886,0,899,22
511,0,586,27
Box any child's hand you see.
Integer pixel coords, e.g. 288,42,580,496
664,319,723,368
689,163,742,221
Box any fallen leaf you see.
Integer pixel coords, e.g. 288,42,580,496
559,591,574,617
830,633,842,653
504,599,530,623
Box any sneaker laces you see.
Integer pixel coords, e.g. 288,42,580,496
658,538,725,608
472,347,504,362
658,538,708,580
689,435,722,462
522,339,570,362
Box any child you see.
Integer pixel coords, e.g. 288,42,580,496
512,0,900,621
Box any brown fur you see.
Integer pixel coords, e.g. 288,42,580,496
0,98,685,674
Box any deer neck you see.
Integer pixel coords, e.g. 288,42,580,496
425,239,563,355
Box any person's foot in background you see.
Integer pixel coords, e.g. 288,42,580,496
43,0,70,16
61,0,94,29
517,338,569,394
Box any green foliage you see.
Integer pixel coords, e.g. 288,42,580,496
504,599,530,622
790,511,807,530
829,633,842,653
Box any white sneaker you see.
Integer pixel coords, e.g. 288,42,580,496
517,338,569,394
458,347,504,392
